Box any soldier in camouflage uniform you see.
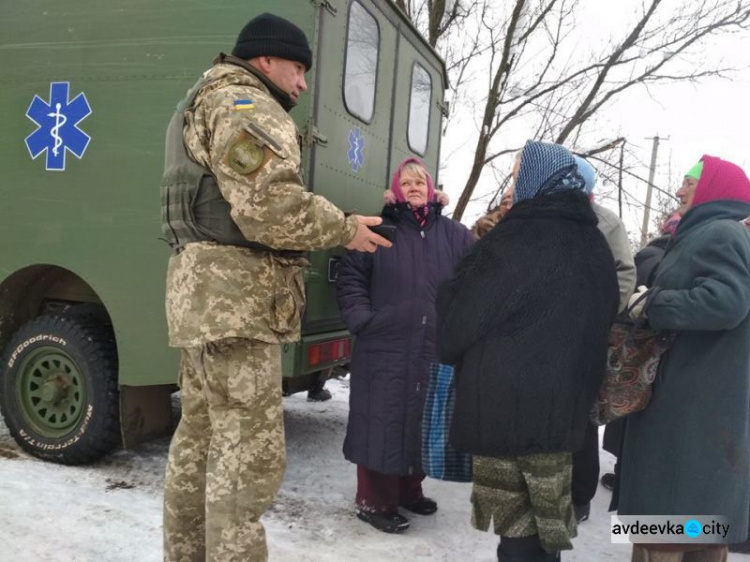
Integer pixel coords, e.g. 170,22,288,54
161,13,390,562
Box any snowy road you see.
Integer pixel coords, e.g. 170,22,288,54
1,378,747,562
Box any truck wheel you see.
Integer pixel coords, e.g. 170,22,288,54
0,315,120,464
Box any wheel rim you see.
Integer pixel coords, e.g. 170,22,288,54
15,346,86,438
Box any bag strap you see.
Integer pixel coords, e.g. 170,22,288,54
623,286,662,343
627,286,660,320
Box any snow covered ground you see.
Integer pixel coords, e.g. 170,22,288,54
0,378,747,562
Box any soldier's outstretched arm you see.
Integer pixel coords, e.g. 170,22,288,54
345,215,392,253
193,85,360,251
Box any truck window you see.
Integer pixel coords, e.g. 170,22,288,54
343,1,380,123
407,62,432,155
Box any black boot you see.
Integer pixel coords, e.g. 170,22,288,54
307,376,332,402
356,510,409,533
573,502,590,523
399,497,438,515
497,535,561,562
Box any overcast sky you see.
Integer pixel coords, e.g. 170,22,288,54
437,0,750,241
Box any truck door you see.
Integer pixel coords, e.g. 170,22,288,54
303,0,398,334
388,26,445,188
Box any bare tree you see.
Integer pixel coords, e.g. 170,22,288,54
395,0,487,130
397,0,750,220
396,0,467,46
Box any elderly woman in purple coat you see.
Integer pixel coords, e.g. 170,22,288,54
335,157,474,534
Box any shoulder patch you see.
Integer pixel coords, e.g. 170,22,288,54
227,140,265,175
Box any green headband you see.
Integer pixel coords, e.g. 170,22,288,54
685,161,703,180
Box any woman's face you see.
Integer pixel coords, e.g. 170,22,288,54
676,176,699,216
400,169,429,207
499,185,515,214
512,152,522,181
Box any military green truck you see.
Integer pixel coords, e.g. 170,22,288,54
0,0,448,464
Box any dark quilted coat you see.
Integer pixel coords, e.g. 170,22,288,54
336,202,474,474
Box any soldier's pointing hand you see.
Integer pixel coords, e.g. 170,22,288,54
345,215,392,253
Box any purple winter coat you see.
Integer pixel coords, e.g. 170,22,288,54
336,202,474,475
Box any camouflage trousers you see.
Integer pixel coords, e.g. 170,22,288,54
471,452,577,552
163,338,285,562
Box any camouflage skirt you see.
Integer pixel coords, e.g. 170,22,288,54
471,452,577,552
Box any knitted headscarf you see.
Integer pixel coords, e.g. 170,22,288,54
390,157,436,203
573,155,597,195
513,141,586,204
689,155,750,208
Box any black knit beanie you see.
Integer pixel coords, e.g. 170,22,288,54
232,13,313,71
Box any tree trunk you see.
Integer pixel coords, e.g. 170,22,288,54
428,0,445,47
453,132,490,220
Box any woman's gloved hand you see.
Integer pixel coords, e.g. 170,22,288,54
628,285,650,319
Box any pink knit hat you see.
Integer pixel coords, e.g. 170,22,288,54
690,155,750,207
389,157,436,204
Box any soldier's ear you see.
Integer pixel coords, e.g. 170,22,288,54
251,56,273,75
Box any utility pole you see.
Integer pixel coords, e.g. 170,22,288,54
640,135,667,247
618,141,625,219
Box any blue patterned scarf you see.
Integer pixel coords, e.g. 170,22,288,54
513,141,586,204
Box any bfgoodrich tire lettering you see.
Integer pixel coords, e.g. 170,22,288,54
0,315,120,464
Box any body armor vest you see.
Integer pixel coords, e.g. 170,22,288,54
160,69,302,257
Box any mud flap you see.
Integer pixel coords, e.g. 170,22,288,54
120,384,174,449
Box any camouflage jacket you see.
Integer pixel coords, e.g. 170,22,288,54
165,62,358,347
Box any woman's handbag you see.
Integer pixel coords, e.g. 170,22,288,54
592,288,675,426
421,363,472,482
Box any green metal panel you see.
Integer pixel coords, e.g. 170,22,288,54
388,28,445,184
301,0,400,334
0,0,446,387
281,342,300,378
0,0,318,387
301,0,447,336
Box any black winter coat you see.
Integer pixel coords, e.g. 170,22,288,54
336,203,474,474
437,190,619,457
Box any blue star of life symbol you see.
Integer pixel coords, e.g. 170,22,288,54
25,82,92,171
347,127,366,172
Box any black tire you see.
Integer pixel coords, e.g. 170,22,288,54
62,302,111,325
0,314,120,464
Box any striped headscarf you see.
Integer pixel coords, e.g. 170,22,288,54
513,141,586,204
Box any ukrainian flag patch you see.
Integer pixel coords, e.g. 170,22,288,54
234,99,255,111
